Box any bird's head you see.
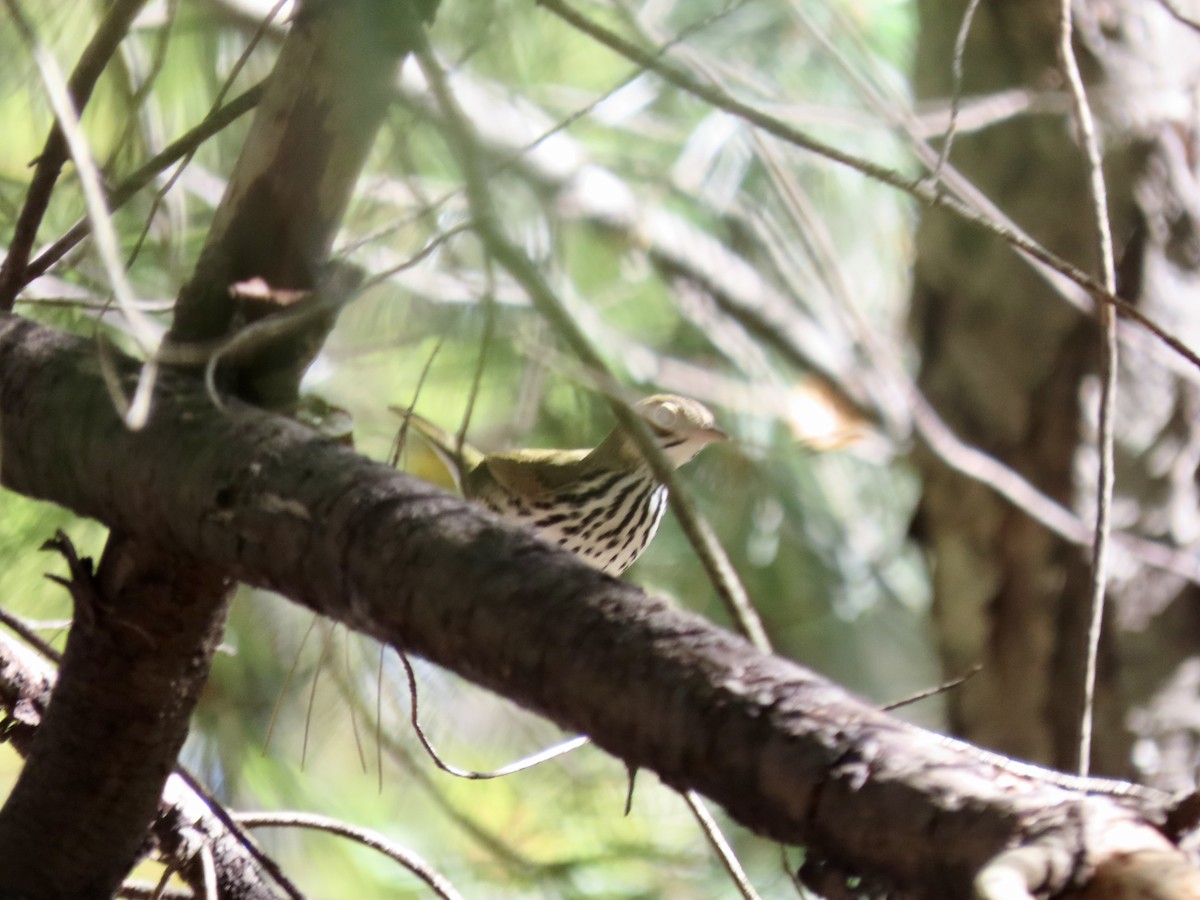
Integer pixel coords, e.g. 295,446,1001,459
635,394,727,467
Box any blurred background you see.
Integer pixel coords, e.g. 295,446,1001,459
4,0,1200,895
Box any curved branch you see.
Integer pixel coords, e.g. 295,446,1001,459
0,312,1192,896
236,811,463,900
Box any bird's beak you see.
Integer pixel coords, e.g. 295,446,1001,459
701,427,729,445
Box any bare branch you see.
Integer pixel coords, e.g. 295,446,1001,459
20,84,263,288
536,0,1200,377
236,811,465,900
0,626,288,899
683,791,762,900
0,0,147,310
1056,0,1119,780
394,646,589,779
0,314,1189,896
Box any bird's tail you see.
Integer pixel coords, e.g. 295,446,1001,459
388,405,484,494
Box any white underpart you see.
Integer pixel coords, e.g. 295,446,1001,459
486,469,669,575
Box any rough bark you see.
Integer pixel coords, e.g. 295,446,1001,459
0,610,281,899
168,0,432,408
911,0,1200,778
0,534,230,896
5,0,1200,894
1,312,1194,897
0,1,432,894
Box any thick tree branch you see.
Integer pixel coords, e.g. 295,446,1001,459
0,531,233,897
0,2,435,892
1,312,1193,897
0,629,286,899
168,0,429,408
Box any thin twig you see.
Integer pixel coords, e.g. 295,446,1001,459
911,392,1200,580
236,811,466,900
263,614,318,755
342,628,368,774
110,0,178,168
7,0,161,429
791,0,1200,398
1058,0,1118,780
359,222,474,291
456,260,497,463
393,646,589,779
882,665,981,712
325,657,539,873
0,606,62,661
126,0,287,270
6,2,154,352
682,791,762,900
389,336,446,469
0,0,146,309
410,23,772,653
16,295,175,312
21,84,263,287
198,275,359,412
376,642,385,794
932,0,984,183
301,620,335,770
536,0,1200,377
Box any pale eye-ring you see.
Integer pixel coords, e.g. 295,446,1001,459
650,401,679,430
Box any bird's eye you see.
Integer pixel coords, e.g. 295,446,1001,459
650,401,679,430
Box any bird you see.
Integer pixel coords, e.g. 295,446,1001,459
393,394,726,575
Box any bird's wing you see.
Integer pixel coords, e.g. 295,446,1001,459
482,449,591,497
389,405,485,494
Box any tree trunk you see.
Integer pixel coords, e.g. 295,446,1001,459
911,0,1200,781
